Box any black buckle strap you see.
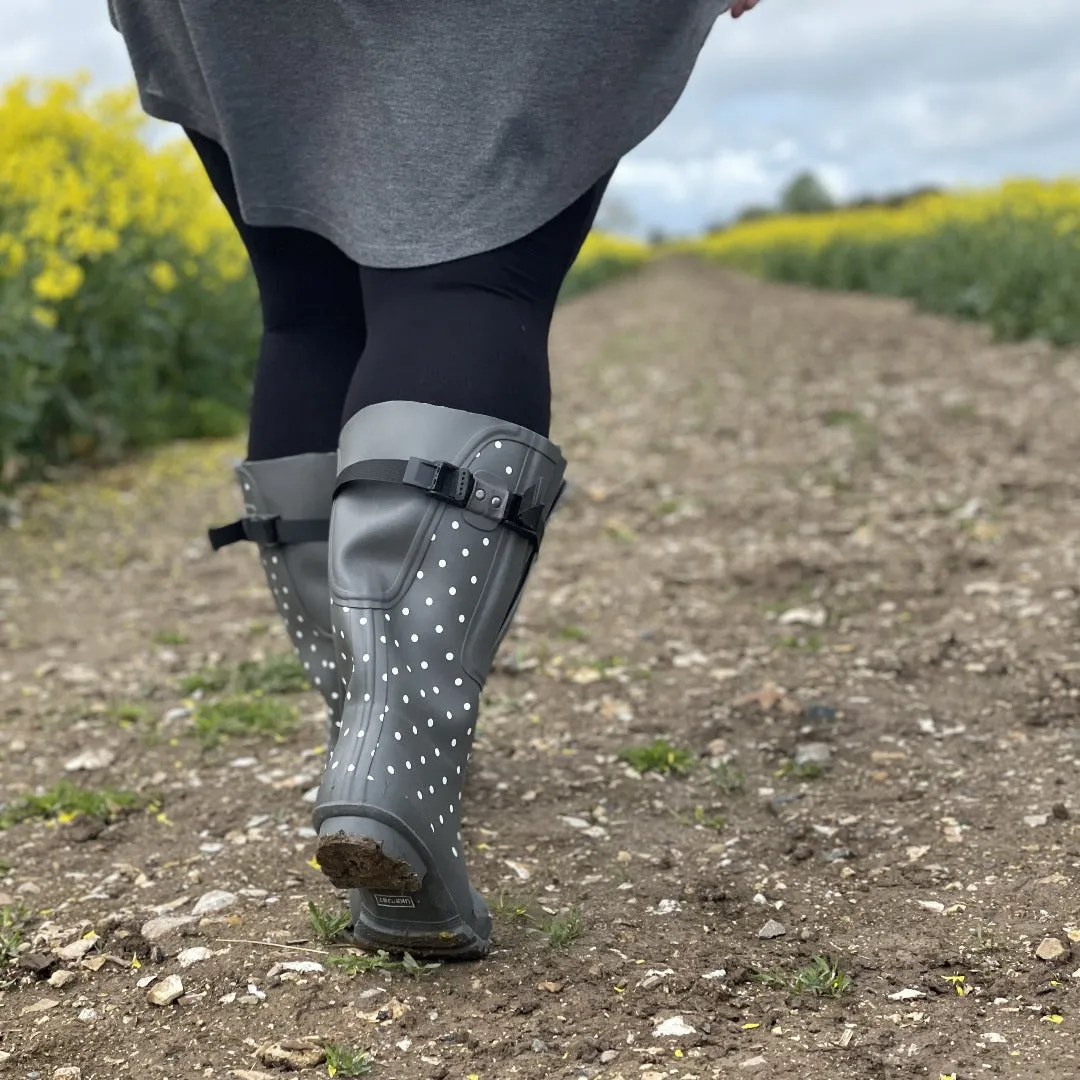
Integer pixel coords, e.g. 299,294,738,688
335,456,552,547
207,514,329,551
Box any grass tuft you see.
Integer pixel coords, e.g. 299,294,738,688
618,738,695,776
540,907,584,948
327,949,441,979
192,695,298,746
0,779,143,829
324,1043,373,1076
756,955,853,997
308,901,351,943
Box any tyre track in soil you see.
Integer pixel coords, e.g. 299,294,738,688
2,255,1080,1079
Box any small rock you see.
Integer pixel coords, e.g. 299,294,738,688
652,898,681,916
757,919,787,940
653,1016,696,1038
256,1040,326,1070
888,988,926,1001
701,969,727,981
54,1069,82,1080
192,889,237,916
599,1050,618,1064
794,742,832,767
56,935,98,962
1035,937,1069,962
1052,803,1070,821
559,816,592,831
19,952,57,976
1024,814,1050,828
77,1008,99,1023
778,605,827,628
802,703,837,723
48,970,78,989
147,974,184,1006
63,748,116,772
177,947,214,969
531,1039,548,1053
740,1057,768,1069
232,1073,276,1080
140,915,199,943
278,960,325,975
21,997,61,1015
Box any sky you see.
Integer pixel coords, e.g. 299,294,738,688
2,0,1079,237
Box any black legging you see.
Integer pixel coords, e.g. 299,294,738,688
187,130,611,458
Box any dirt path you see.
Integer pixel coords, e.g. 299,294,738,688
3,257,1080,1080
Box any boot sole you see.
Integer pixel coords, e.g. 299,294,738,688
315,814,492,960
316,831,424,892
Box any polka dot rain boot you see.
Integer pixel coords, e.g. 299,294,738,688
314,400,566,960
207,453,342,740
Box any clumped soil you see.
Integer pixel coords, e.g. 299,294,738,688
2,257,1080,1080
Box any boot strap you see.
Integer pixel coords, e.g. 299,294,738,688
207,514,329,551
335,456,555,548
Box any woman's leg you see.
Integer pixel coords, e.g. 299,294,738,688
191,129,363,734
343,172,612,436
186,129,365,459
316,173,613,959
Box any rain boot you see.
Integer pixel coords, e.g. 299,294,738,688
313,401,566,959
207,453,342,738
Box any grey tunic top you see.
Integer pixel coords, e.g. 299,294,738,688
108,1,731,268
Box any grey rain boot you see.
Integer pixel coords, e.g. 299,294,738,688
313,401,566,959
207,454,342,739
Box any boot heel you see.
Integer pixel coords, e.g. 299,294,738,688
316,816,427,892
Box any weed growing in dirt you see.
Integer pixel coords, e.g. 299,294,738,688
181,654,311,697
324,1043,372,1076
777,633,823,651
0,857,11,875
192,695,298,746
541,907,584,947
691,805,726,830
111,702,152,727
308,901,350,943
491,889,531,921
618,739,695,776
328,949,441,979
0,779,142,829
154,629,188,646
778,759,828,781
756,955,852,997
557,624,590,642
709,760,747,794
0,904,33,964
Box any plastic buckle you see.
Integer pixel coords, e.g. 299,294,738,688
403,458,474,507
241,514,282,546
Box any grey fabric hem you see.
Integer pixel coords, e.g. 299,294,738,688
140,91,623,270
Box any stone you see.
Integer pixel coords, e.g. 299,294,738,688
778,605,827,628
54,1069,82,1080
48,970,78,989
77,1008,99,1023
1035,937,1069,962
147,974,185,1006
56,935,98,962
18,952,57,975
232,1073,277,1080
177,947,214,968
652,1016,696,1037
794,742,832,767
20,997,61,1015
191,890,237,916
140,916,198,943
758,919,787,940
599,1050,618,1064
256,1041,326,1070
63,748,116,772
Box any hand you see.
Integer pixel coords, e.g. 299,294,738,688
731,0,761,17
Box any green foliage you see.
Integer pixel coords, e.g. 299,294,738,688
0,779,142,829
779,171,835,215
618,738,695,776
191,695,298,746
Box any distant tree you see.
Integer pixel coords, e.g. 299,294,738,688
779,171,835,215
646,227,670,245
735,204,773,224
